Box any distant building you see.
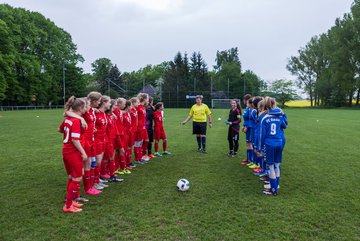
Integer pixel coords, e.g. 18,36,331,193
139,84,157,97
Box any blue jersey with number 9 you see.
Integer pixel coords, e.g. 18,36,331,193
259,110,285,151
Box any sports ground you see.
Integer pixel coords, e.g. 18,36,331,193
0,108,359,240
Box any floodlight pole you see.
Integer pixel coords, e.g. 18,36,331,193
108,78,110,96
227,78,229,98
63,63,66,105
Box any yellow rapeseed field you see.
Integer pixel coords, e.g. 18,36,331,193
286,100,311,107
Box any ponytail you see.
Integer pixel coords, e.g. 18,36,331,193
64,96,85,112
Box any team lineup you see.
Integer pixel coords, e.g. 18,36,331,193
59,92,287,213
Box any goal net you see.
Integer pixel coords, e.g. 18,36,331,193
211,99,240,109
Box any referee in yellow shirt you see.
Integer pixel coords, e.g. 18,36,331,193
181,95,212,153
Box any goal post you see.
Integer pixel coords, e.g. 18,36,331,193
211,99,240,109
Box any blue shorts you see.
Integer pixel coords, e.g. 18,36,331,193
245,127,252,143
263,144,283,165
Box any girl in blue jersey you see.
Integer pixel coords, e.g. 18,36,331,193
250,96,264,172
226,99,242,157
259,97,287,196
255,100,268,178
241,94,253,165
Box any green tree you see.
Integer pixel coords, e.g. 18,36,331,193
270,79,298,108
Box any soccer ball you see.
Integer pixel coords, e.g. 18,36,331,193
177,179,190,192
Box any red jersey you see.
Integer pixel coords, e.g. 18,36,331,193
106,113,116,141
59,117,82,155
136,104,146,131
94,111,107,141
130,108,138,131
122,112,131,134
114,108,124,135
153,111,164,129
82,108,96,140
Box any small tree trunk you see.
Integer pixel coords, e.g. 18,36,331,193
356,88,360,105
349,91,353,107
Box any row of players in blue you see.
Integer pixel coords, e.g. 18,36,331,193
241,95,288,196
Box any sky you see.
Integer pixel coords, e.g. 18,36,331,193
1,0,355,82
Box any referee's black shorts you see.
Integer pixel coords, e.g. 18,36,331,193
193,121,207,135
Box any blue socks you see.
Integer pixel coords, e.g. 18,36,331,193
201,137,206,150
270,178,277,193
196,136,201,149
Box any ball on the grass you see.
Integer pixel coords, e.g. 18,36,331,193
218,117,222,121
177,178,190,192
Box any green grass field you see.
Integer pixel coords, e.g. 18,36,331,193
0,108,359,241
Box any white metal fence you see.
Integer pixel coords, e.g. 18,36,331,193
0,105,64,111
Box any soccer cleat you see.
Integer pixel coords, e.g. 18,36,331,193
248,164,258,169
241,160,249,165
124,169,131,174
100,174,111,179
126,166,133,170
74,196,89,203
202,149,207,153
197,148,202,152
99,178,109,183
98,182,108,188
93,183,104,190
117,170,126,175
142,155,150,161
154,152,162,157
246,162,253,166
259,177,269,182
227,151,234,157
135,160,145,165
262,189,274,195
163,151,172,155
71,201,83,208
109,176,124,182
129,163,137,168
253,167,262,173
149,154,157,158
264,184,280,189
85,187,102,195
63,205,82,213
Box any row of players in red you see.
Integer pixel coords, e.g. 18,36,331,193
59,92,169,213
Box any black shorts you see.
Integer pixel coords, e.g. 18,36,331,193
228,127,239,141
193,122,207,135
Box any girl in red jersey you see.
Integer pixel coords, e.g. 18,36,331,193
83,92,102,196
64,91,103,197
135,93,149,164
153,102,171,156
114,98,129,174
129,97,139,168
122,100,133,172
59,96,87,213
102,100,124,182
93,96,111,190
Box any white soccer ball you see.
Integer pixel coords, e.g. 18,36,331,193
177,178,190,192
218,117,222,121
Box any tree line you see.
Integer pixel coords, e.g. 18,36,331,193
0,4,269,107
287,0,360,107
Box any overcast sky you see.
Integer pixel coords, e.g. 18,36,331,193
1,0,355,81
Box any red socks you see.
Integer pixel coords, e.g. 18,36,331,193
163,142,167,152
155,142,159,153
109,160,116,176
120,155,126,170
94,166,100,184
83,170,91,192
65,179,80,208
90,168,95,187
142,140,149,155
